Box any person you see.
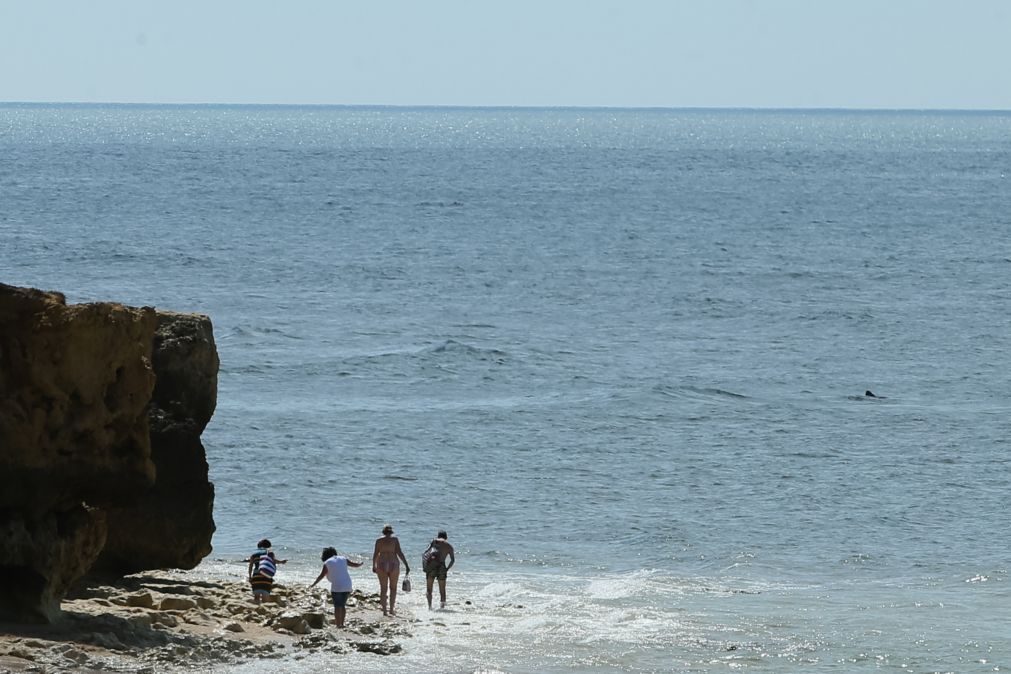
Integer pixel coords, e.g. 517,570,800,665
373,524,410,616
311,546,363,628
423,530,455,610
246,538,287,603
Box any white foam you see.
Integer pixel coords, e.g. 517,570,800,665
189,564,798,673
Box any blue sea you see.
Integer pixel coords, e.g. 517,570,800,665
2,104,1010,672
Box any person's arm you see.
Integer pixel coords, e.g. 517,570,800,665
310,565,328,588
372,539,380,574
247,556,255,577
446,545,455,571
347,559,364,568
396,539,410,574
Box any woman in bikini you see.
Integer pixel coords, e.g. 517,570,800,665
372,524,410,616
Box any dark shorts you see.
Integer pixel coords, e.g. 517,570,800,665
331,591,350,608
425,563,448,581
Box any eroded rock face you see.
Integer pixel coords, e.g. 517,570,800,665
0,285,158,512
2,505,108,623
0,284,157,621
97,311,218,574
0,284,219,621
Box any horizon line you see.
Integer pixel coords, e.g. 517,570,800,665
2,100,1011,114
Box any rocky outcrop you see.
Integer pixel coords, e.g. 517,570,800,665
0,284,218,622
0,284,158,622
4,505,108,623
0,285,158,512
97,312,218,573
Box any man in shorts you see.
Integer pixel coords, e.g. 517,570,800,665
424,530,455,610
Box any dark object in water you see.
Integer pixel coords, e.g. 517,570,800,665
865,390,877,397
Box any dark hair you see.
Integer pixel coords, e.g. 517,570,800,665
321,546,337,562
382,524,394,535
257,539,272,549
437,530,448,539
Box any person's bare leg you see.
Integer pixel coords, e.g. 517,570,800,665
337,607,346,628
377,570,390,615
333,607,339,626
389,568,400,615
438,578,447,608
426,575,434,609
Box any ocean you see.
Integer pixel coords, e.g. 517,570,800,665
2,104,1010,672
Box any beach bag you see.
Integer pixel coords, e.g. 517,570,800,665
422,542,440,573
257,554,277,579
402,575,412,593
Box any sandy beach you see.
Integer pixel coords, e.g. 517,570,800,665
0,570,411,672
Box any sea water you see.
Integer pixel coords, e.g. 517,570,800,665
2,104,1010,672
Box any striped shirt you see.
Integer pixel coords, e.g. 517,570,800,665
257,553,277,578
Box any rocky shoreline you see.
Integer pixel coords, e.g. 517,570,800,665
0,570,410,672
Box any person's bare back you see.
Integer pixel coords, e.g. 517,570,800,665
434,538,454,565
425,530,455,609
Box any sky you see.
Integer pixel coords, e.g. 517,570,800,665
2,0,1010,109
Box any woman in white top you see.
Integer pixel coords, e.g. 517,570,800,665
311,546,363,627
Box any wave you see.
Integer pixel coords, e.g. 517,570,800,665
215,339,521,386
654,383,750,402
846,393,889,402
289,341,511,379
223,324,305,341
415,200,464,208
425,339,507,361
477,550,575,569
798,308,875,321
786,450,840,459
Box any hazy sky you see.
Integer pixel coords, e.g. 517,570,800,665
2,1,1010,109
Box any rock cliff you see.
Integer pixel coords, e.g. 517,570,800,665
0,284,218,622
97,311,218,574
